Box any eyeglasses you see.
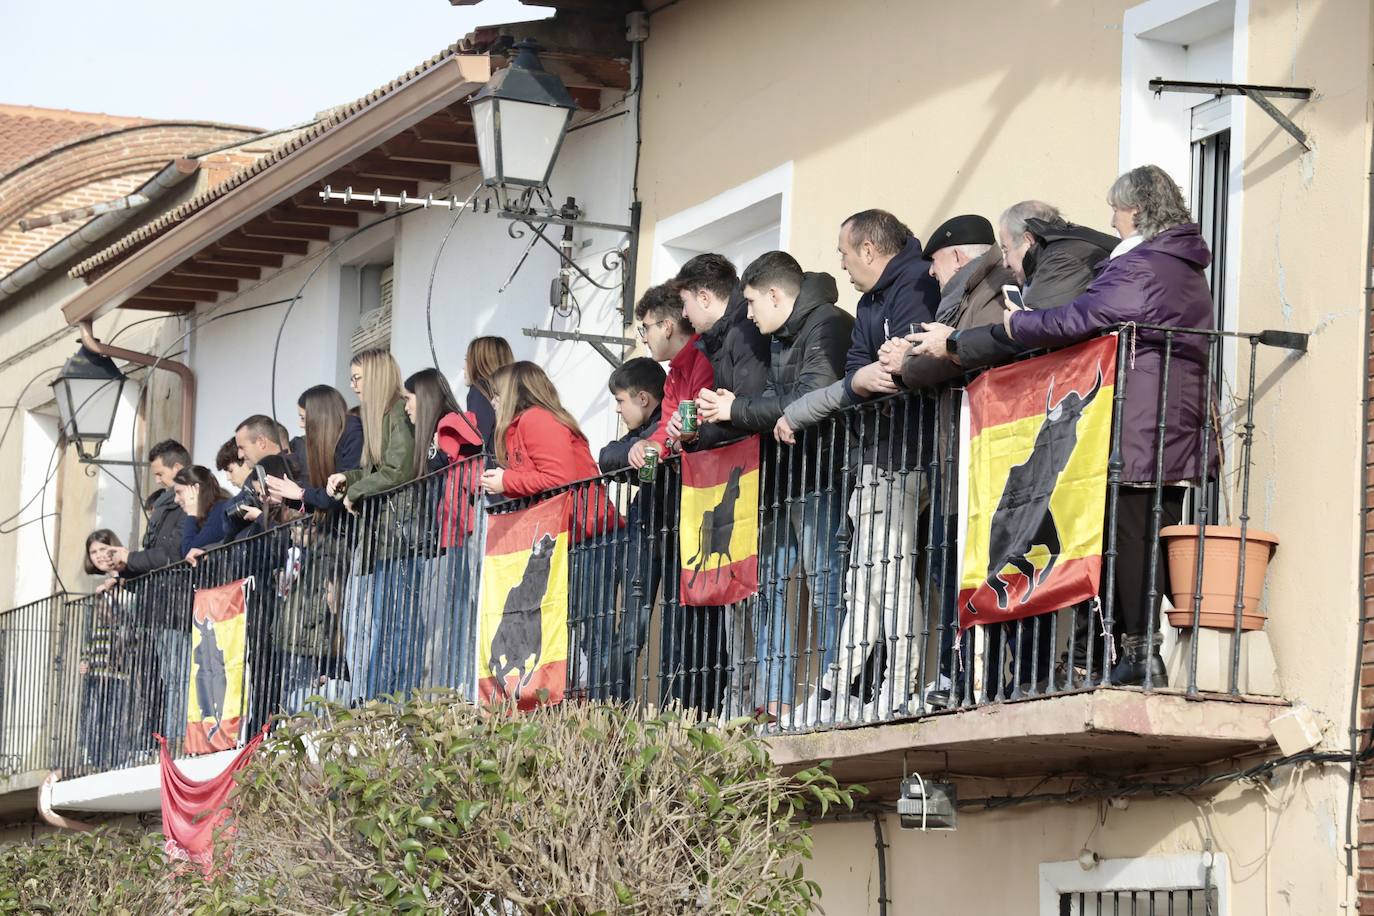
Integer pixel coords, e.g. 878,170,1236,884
636,319,668,341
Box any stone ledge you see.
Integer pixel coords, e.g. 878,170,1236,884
765,689,1287,795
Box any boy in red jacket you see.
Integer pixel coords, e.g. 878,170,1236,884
623,283,726,715
628,285,714,467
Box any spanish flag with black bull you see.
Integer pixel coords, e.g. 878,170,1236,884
476,491,571,710
679,435,760,606
185,578,250,755
957,335,1117,632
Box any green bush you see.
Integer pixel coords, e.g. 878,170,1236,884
1,697,859,915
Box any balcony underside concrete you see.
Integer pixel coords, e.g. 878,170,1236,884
765,688,1288,799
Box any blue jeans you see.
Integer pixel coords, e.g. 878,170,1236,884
571,537,617,698
605,500,663,702
425,546,477,693
754,490,845,707
367,558,424,698
80,676,128,769
157,628,190,738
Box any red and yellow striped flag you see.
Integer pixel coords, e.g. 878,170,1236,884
679,436,760,606
958,335,1117,630
186,578,249,755
476,491,570,709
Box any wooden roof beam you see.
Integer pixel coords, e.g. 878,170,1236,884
240,218,332,243
354,155,453,185
265,204,360,228
176,261,262,280
140,286,217,303
379,133,465,164
198,250,285,268
153,274,239,293
122,297,196,313
217,231,310,257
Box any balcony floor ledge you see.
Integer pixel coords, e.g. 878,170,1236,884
764,688,1288,794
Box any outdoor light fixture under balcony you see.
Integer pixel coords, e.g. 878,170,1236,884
51,344,124,460
468,38,578,211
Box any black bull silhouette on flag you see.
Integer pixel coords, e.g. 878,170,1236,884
967,367,1104,616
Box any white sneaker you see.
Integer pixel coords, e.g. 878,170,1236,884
786,669,861,729
862,677,915,722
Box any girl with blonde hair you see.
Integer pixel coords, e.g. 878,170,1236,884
327,348,422,699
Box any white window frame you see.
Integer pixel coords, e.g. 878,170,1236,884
1120,0,1247,343
650,162,793,283
1040,852,1230,915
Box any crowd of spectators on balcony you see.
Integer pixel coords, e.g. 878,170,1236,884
77,163,1217,756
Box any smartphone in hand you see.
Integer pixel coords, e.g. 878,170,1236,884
1002,285,1027,310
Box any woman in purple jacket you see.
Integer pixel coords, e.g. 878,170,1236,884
1004,164,1215,687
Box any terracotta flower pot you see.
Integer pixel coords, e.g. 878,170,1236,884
1159,525,1278,631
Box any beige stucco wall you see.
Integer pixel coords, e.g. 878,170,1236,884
636,0,1135,301
637,0,1370,912
809,767,1348,914
0,275,183,606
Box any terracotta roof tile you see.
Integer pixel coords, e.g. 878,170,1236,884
0,105,152,179
69,42,483,280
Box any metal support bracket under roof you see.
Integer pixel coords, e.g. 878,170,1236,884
521,327,635,367
1148,79,1314,151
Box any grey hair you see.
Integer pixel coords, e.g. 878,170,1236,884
952,243,992,260
1107,165,1191,240
999,200,1062,240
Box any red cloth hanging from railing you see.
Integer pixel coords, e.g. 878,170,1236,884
154,723,267,875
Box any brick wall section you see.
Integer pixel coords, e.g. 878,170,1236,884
1361,262,1374,914
0,172,149,274
0,124,258,231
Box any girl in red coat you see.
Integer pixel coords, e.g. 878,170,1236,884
479,361,622,697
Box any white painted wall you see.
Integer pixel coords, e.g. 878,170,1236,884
14,411,59,604
188,108,634,475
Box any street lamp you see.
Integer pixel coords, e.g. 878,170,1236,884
468,39,578,210
51,344,125,460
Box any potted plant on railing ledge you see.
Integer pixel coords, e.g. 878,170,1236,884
1157,380,1283,696
1158,389,1279,634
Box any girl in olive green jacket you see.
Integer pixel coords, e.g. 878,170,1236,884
327,348,421,700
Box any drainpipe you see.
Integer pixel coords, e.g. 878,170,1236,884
79,319,196,453
38,771,94,832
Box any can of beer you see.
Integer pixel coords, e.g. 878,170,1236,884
679,399,699,435
639,444,660,482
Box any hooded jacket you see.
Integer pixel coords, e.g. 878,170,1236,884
732,272,853,495
955,219,1117,372
693,285,771,451
842,236,942,469
1009,223,1216,484
901,246,1015,390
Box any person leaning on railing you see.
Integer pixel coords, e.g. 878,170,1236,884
597,356,666,704
95,439,193,742
326,348,421,701
174,466,231,564
80,530,135,768
1003,164,1216,687
479,361,623,698
264,385,364,712
700,251,853,727
404,367,484,693
460,336,514,462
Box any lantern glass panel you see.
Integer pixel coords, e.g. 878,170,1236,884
495,98,572,186
472,95,499,185
63,375,122,442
